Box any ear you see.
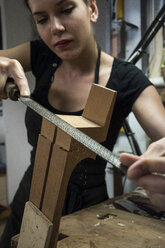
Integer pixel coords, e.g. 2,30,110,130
88,0,99,23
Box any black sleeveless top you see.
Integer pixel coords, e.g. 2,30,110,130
26,40,152,151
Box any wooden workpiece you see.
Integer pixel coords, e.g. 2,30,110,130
14,84,117,248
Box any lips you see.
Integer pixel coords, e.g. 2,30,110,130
55,40,72,49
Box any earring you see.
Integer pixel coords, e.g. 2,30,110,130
92,15,97,22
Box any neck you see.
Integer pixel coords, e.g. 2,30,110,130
61,41,98,75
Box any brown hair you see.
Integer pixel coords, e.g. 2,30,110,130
25,0,90,10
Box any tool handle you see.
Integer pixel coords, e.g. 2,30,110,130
5,78,20,101
119,163,128,175
117,0,124,20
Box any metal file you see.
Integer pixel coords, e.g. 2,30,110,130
19,96,127,175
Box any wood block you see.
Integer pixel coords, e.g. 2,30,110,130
17,201,53,248
42,141,95,222
56,115,101,129
83,84,116,127
56,128,96,157
41,144,69,222
56,115,106,142
41,118,57,142
30,135,53,208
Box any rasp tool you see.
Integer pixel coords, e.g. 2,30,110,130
5,81,128,175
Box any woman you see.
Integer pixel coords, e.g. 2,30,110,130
1,0,165,247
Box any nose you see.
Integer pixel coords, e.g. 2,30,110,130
50,16,65,35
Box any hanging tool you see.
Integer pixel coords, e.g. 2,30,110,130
116,0,125,59
116,0,138,59
4,81,127,175
128,4,165,64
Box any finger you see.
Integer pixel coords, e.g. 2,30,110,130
0,72,8,99
127,157,165,180
136,174,165,195
9,60,30,97
146,191,165,211
143,139,165,157
120,153,139,166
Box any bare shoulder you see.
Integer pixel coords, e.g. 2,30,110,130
99,51,114,87
0,42,31,72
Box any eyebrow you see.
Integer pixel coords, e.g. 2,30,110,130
56,0,67,6
32,0,67,16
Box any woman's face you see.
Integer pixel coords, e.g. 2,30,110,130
28,0,98,60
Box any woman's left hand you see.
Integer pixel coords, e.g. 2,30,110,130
120,138,165,211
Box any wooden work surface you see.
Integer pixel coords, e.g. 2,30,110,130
58,198,165,247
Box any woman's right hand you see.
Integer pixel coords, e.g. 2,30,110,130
0,57,30,99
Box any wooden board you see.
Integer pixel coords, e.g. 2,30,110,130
58,200,165,247
17,202,53,248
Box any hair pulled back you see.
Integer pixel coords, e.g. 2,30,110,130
24,0,90,10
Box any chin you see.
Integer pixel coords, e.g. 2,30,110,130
56,49,81,61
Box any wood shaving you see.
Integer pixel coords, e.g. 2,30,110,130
117,223,125,227
94,222,100,227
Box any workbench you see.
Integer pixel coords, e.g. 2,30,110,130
11,191,165,248
58,191,165,248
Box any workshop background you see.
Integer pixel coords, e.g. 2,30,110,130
0,0,164,207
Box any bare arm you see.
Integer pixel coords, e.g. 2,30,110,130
0,42,31,72
120,87,165,210
132,85,165,141
0,42,31,97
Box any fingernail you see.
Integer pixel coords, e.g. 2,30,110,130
22,90,30,96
